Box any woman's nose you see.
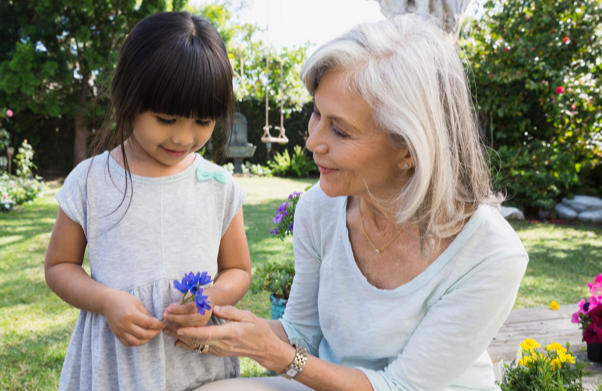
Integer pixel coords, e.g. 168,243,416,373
306,119,328,154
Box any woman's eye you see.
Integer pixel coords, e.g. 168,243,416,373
332,127,347,138
156,116,176,125
312,107,321,117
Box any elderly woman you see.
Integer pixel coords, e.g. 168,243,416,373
162,14,528,391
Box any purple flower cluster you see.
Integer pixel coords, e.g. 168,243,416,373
288,192,302,199
273,202,290,224
173,271,213,315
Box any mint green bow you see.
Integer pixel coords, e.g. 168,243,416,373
196,168,229,185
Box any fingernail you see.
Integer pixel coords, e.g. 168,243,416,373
214,305,221,311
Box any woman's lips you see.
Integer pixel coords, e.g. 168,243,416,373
162,147,188,158
317,165,339,175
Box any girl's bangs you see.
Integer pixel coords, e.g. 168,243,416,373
136,35,232,121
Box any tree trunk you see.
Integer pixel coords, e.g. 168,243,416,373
371,0,472,45
73,72,89,167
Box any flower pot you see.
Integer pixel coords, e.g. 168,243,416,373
270,293,287,320
588,343,602,363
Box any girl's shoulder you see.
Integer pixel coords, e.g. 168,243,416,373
63,151,110,185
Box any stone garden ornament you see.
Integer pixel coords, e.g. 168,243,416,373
370,0,472,44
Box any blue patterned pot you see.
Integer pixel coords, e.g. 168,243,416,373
270,293,288,320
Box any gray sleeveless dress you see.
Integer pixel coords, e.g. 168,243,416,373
55,151,245,391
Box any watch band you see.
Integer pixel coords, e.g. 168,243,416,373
280,343,308,380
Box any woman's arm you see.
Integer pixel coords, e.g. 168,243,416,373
165,306,374,391
162,207,252,326
45,208,164,346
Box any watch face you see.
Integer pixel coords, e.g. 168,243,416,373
286,368,299,378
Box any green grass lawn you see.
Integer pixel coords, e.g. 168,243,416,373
1,177,601,389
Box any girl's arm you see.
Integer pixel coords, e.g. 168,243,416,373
162,207,251,326
45,208,164,346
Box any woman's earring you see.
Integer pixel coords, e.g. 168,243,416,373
404,163,410,168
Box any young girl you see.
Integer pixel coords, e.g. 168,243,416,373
44,12,251,391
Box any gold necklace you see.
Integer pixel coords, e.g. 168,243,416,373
358,199,403,254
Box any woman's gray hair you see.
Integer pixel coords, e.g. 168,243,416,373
301,14,503,245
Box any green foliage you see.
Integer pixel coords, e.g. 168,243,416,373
463,0,602,209
250,259,295,300
244,161,272,176
0,173,46,207
499,344,587,391
490,142,581,210
0,0,182,167
14,140,37,179
268,145,317,177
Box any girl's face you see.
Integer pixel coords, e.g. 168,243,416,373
306,70,411,199
131,111,216,167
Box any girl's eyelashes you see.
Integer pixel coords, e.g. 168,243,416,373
312,106,321,117
196,119,212,127
156,116,176,126
155,116,212,127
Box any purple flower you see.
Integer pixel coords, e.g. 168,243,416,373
273,213,285,224
277,202,290,214
174,276,189,294
199,271,212,286
289,222,294,232
270,228,279,236
288,192,302,199
190,285,200,296
195,291,212,315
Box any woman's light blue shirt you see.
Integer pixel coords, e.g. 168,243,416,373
280,184,528,391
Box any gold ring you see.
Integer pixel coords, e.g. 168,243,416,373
196,344,210,354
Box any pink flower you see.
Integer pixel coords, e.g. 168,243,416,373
571,104,577,110
6,109,13,117
588,274,602,296
556,86,565,94
572,311,581,323
563,36,570,43
3,195,7,199
584,322,602,344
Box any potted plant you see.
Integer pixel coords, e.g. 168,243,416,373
250,191,303,320
250,259,295,320
497,338,587,390
572,274,602,362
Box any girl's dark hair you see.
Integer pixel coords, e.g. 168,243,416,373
90,11,234,176
89,12,234,214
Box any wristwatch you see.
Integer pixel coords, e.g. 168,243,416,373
280,343,308,380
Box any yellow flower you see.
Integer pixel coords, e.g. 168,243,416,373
518,356,535,367
546,342,567,353
550,301,560,310
559,351,575,364
520,338,541,352
551,358,562,370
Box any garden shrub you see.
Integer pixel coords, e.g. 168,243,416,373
464,0,602,210
0,173,46,207
490,142,581,211
268,145,317,177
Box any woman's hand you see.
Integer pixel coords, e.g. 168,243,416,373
163,305,296,373
102,289,164,347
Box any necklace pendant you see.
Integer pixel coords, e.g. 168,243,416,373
375,249,380,254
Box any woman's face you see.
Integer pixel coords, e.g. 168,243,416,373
131,111,216,167
307,70,410,199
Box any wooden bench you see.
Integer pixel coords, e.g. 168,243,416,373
487,305,602,390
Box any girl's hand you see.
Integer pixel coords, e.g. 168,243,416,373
102,290,164,347
162,297,213,330
163,305,296,373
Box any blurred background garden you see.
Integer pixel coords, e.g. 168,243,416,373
0,0,601,389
